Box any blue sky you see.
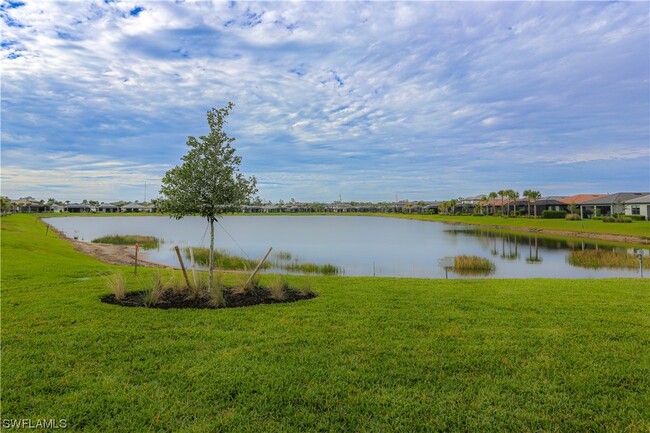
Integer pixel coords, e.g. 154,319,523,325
2,1,648,203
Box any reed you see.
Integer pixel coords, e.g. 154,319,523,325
274,251,293,261
92,234,159,249
567,249,639,270
453,255,496,276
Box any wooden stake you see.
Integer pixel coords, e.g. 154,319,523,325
189,247,198,289
245,247,273,287
174,246,191,288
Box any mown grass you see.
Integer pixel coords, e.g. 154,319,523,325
2,214,649,432
92,234,160,250
568,249,640,270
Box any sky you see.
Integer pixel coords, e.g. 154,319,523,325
1,0,649,204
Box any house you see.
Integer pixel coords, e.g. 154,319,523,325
121,203,146,213
50,204,65,213
560,194,607,214
98,203,120,213
66,203,92,213
580,192,650,218
20,202,50,213
624,194,650,220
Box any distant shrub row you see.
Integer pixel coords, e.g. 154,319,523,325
541,210,567,219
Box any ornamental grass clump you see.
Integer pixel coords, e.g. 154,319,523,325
453,255,496,276
567,249,639,270
105,273,126,301
142,271,167,307
268,276,289,301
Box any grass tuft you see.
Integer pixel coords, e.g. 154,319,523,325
268,275,289,300
142,271,167,307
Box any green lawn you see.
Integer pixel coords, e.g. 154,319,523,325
2,214,649,432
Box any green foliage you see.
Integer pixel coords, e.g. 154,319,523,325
629,215,647,221
542,210,568,219
92,234,160,249
567,249,639,270
158,102,257,220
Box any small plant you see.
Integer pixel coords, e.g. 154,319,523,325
233,272,259,294
207,271,226,307
298,280,315,297
565,214,581,221
268,275,289,301
142,271,167,307
166,272,187,294
188,271,208,299
453,256,496,276
105,273,126,300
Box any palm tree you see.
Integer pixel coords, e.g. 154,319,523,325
523,189,532,216
449,199,458,215
497,190,507,216
529,190,541,218
508,190,520,217
488,192,498,215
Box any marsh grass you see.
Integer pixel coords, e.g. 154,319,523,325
185,247,266,271
92,234,159,249
274,251,292,261
281,261,341,275
453,255,496,276
568,249,639,270
104,273,126,300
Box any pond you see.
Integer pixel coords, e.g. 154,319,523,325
44,215,649,279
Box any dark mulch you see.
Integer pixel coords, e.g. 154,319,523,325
101,286,318,309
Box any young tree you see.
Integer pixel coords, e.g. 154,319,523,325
158,102,257,305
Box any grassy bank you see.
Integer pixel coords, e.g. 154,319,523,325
368,213,650,240
2,214,649,432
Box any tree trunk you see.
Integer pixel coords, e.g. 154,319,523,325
209,217,214,289
209,217,224,306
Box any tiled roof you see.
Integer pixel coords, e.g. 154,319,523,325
560,194,607,205
581,192,650,205
625,194,650,204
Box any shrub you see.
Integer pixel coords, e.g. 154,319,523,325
565,214,581,221
541,210,567,219
105,273,126,300
629,215,646,221
603,216,632,223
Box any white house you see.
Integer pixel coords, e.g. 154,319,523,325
624,194,650,220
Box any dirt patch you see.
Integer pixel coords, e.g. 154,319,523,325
101,286,317,309
71,241,171,268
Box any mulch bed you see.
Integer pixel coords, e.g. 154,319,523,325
101,286,317,309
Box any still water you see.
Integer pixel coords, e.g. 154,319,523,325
44,215,648,278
